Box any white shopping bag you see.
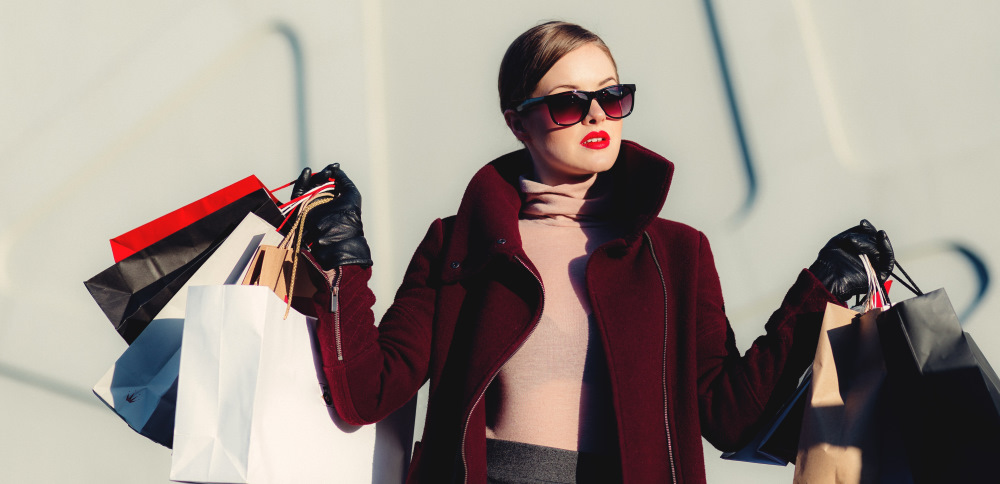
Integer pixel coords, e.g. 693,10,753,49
171,285,380,484
93,212,282,447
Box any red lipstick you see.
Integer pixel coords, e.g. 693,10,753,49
580,130,610,149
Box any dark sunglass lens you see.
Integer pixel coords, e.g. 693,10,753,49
598,86,633,119
547,92,589,125
617,90,634,117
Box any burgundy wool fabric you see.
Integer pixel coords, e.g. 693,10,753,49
310,140,838,483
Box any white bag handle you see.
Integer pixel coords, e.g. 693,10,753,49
860,253,888,310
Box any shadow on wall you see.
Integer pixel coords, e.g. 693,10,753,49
0,20,312,406
700,0,990,323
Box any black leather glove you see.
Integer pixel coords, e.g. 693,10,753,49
808,219,894,303
290,163,373,270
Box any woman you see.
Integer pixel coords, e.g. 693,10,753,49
291,21,893,484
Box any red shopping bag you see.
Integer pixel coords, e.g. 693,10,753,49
86,188,284,343
110,175,278,262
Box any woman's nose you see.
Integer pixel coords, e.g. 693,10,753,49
585,98,606,124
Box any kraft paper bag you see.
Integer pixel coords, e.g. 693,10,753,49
793,304,886,484
794,254,912,483
241,192,334,317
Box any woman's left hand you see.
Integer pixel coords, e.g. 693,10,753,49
808,219,894,303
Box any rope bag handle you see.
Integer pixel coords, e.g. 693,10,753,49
275,191,335,318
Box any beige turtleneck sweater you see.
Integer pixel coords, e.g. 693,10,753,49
484,174,621,454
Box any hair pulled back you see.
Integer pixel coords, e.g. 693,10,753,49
498,21,618,112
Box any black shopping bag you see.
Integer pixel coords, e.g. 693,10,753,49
85,188,283,343
876,287,1000,483
720,368,811,465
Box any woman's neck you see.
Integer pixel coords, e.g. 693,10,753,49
519,173,613,227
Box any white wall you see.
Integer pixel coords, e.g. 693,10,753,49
2,1,997,482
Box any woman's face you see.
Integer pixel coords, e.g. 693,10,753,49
505,43,623,186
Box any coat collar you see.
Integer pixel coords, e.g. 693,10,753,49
441,140,675,282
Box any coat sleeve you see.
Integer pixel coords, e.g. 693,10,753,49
310,219,445,425
693,231,836,450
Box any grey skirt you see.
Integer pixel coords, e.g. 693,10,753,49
485,438,622,484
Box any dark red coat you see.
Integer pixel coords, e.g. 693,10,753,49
311,140,836,483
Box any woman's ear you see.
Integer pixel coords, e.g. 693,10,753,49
503,109,530,142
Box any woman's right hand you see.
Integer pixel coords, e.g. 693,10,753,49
292,163,373,270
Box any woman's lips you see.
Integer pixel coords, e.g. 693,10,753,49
580,130,610,149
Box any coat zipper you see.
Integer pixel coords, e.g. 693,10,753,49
644,231,677,483
298,254,344,361
329,268,344,361
460,255,545,483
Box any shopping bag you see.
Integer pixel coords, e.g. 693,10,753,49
170,285,380,483
793,304,886,483
722,257,889,468
793,255,911,483
84,188,283,343
92,212,283,447
92,317,182,447
242,192,335,317
110,175,277,262
877,287,1000,483
720,368,812,465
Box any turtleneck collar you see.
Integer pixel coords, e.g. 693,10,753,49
519,174,614,227
438,140,675,283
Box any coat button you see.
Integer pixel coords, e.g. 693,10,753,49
450,261,461,269
497,238,507,245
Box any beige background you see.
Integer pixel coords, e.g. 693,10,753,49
2,1,998,482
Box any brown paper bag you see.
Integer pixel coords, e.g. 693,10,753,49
793,304,886,484
241,193,334,318
793,253,905,483
241,245,320,303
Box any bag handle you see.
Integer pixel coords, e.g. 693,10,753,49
276,191,335,318
269,178,296,193
860,254,889,310
268,178,338,232
890,261,922,298
853,255,922,308
278,180,337,215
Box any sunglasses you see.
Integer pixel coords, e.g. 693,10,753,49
514,83,636,126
